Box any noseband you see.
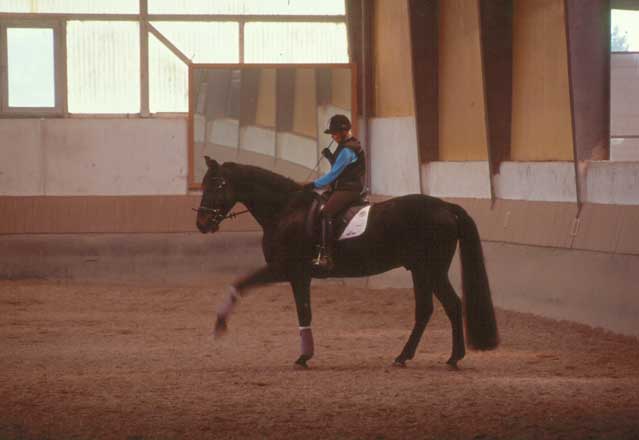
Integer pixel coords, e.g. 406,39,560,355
193,176,249,225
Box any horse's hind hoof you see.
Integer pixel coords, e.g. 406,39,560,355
392,359,407,368
446,358,460,370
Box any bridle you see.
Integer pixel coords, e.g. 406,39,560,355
192,176,249,226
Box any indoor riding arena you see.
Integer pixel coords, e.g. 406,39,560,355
2,1,639,439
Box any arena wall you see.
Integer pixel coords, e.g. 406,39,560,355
1,4,639,338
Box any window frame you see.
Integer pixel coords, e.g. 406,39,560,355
0,18,66,116
0,2,348,118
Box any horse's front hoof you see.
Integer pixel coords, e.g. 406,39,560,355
214,316,227,339
294,355,310,369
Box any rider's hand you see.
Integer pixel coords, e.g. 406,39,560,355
303,182,316,192
321,148,333,160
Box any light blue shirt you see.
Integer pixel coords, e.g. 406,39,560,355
313,147,358,188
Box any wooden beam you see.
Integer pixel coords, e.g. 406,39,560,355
147,22,192,66
408,0,439,163
565,0,611,162
479,0,513,177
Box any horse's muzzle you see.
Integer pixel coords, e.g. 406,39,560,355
196,219,219,234
194,207,221,234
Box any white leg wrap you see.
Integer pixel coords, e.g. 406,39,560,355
217,285,239,319
299,327,314,357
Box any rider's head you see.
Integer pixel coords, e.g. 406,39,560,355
324,114,351,143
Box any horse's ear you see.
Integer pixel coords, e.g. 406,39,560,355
204,156,219,170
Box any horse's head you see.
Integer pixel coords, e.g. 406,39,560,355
195,156,236,234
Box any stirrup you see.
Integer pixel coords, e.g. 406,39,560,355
312,246,334,270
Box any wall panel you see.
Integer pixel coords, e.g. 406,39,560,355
511,0,573,160
255,69,276,128
373,0,414,117
0,196,259,234
438,0,488,161
292,68,317,138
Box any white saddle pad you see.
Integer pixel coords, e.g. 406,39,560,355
338,205,372,240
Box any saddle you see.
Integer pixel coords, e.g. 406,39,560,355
305,190,371,244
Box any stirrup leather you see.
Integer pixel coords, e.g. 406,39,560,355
313,216,335,270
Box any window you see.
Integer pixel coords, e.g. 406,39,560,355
244,22,349,63
66,21,140,113
0,1,348,115
611,9,639,52
7,27,55,107
1,22,62,113
148,0,344,15
0,0,138,14
149,32,188,113
151,22,239,63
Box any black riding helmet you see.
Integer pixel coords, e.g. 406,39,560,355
324,114,352,134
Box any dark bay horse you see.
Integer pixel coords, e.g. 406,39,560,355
196,156,498,368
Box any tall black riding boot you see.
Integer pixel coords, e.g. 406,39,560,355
313,216,335,271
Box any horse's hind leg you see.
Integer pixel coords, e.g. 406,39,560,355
434,275,465,368
394,267,434,367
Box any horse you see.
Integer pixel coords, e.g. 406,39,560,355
195,156,499,369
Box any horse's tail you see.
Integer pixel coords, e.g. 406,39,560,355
448,203,499,350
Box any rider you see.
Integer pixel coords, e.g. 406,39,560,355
303,114,366,270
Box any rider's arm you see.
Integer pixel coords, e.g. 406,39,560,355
313,148,357,188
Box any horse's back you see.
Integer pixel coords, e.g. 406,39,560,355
369,193,458,231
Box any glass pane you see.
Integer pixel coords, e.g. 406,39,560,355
7,28,55,108
67,21,140,113
0,0,138,13
316,67,352,174
612,9,639,52
238,68,277,169
192,68,241,182
245,22,348,63
275,68,320,180
151,22,239,63
149,0,344,15
149,33,188,113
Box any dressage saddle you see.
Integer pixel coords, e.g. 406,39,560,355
305,189,370,244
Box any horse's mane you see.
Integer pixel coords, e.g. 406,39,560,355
222,162,302,194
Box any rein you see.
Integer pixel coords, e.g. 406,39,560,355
304,139,334,181
191,206,250,221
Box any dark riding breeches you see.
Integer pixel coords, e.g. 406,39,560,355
322,190,361,219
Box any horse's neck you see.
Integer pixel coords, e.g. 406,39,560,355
240,195,283,230
234,176,297,231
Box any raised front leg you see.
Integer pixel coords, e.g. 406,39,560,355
290,272,314,368
214,265,286,337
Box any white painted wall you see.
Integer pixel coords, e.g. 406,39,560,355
421,161,491,198
495,162,577,202
1,116,638,205
0,118,187,196
420,161,576,202
583,161,639,205
369,117,421,196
